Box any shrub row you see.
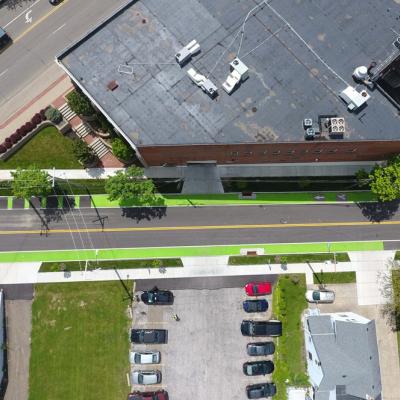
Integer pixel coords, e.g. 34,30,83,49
0,110,47,154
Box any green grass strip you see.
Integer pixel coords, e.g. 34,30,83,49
29,281,131,400
229,252,350,265
74,195,80,208
0,241,383,263
40,258,183,272
312,271,356,284
87,191,376,208
57,196,63,209
272,275,309,400
24,198,30,209
41,197,47,208
7,197,12,209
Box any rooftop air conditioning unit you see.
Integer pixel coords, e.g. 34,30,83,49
393,37,400,50
175,40,201,65
329,117,345,134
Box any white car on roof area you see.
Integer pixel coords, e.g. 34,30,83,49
306,289,335,303
130,350,160,364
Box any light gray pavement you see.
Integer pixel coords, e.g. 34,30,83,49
316,283,400,400
4,300,32,400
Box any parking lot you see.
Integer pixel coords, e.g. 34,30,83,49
131,286,274,400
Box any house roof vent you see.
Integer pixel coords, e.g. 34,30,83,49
107,80,119,91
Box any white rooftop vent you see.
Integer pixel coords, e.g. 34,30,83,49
175,40,201,66
339,86,370,111
222,58,249,94
352,66,368,81
187,68,218,98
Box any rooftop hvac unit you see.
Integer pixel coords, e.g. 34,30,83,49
175,40,201,65
394,37,400,50
329,117,345,134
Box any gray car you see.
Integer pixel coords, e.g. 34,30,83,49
247,342,275,356
131,370,162,385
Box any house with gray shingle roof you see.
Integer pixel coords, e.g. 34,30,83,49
304,311,381,400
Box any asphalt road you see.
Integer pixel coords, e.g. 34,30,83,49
0,0,128,105
0,203,399,250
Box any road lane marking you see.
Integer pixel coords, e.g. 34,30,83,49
0,69,8,79
3,0,42,28
25,10,33,24
13,0,70,44
0,219,400,235
52,23,66,34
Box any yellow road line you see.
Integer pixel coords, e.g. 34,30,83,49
0,219,399,235
13,0,70,44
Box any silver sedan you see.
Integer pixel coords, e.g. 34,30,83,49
130,351,161,364
131,370,162,385
306,289,335,303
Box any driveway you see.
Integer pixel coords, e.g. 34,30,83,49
4,300,32,400
132,287,274,400
313,283,400,400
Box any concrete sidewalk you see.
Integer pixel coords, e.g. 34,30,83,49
0,168,125,180
0,252,396,307
0,63,72,141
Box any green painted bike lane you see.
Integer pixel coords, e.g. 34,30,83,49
0,241,384,263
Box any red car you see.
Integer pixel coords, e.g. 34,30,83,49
245,281,272,296
128,390,168,400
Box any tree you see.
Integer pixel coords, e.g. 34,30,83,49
72,139,96,166
11,167,51,199
112,138,134,161
378,260,400,331
105,166,157,204
66,90,94,116
44,107,62,124
369,161,400,202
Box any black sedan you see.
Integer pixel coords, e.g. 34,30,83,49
141,287,174,305
243,299,268,313
243,361,274,376
246,383,277,399
247,342,275,356
131,329,168,344
241,320,282,337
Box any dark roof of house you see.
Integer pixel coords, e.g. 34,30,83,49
58,0,400,147
307,314,381,400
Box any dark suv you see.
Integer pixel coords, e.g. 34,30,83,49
0,27,11,52
141,287,174,305
246,383,277,399
241,320,282,337
243,361,274,376
247,342,275,356
130,329,168,344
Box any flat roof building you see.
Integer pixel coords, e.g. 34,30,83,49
57,0,400,168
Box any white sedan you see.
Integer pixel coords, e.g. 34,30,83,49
131,370,161,385
306,289,335,303
130,350,160,364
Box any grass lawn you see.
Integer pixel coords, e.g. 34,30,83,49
39,258,183,272
0,126,81,169
272,275,309,400
395,252,400,260
229,252,350,265
391,269,400,359
312,271,356,284
29,281,132,400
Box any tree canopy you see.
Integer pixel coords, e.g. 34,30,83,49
105,166,157,204
368,157,400,202
66,90,94,116
11,167,52,199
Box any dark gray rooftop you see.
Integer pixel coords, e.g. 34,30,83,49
58,0,400,146
308,314,381,400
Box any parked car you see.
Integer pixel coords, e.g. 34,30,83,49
241,320,282,337
49,0,63,5
0,27,11,52
128,391,169,400
131,370,162,385
245,281,272,296
247,341,275,356
243,299,268,313
131,329,168,344
130,351,161,364
246,383,277,399
306,289,335,303
141,287,174,305
243,360,274,376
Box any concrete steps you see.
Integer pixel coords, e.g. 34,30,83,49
89,138,110,159
75,122,92,138
59,103,77,121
